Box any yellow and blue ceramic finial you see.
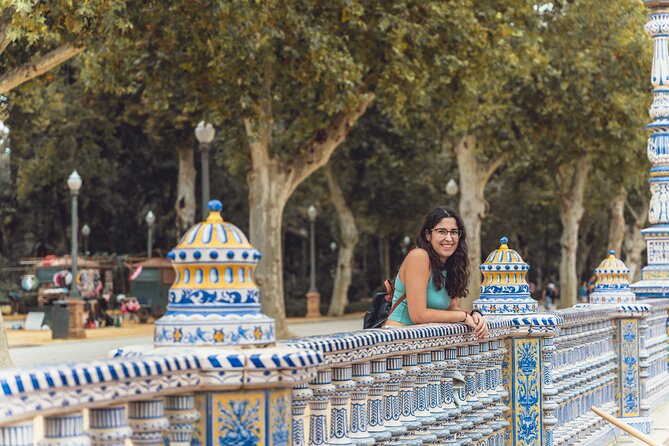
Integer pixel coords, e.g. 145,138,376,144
473,236,538,315
205,199,224,223
155,198,274,347
589,250,635,304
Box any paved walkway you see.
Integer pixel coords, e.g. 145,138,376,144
5,312,366,348
607,400,669,445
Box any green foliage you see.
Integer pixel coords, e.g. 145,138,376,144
0,0,656,311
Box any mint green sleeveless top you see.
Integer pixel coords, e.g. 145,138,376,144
387,271,451,325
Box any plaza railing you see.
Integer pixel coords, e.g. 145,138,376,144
0,303,667,446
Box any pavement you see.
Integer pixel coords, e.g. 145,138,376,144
607,400,669,445
5,312,366,348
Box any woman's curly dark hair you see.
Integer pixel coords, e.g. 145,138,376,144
414,206,470,298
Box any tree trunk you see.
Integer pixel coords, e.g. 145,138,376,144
248,160,293,337
624,200,649,283
245,93,374,339
325,166,359,316
557,156,592,308
608,185,627,255
453,135,506,308
0,314,11,367
175,146,196,236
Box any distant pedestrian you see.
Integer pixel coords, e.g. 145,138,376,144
578,281,588,303
542,282,558,310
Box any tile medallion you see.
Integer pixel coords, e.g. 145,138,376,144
194,388,291,446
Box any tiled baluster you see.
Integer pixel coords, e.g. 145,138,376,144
88,405,133,446
293,383,313,446
476,342,492,407
639,315,651,422
427,349,449,441
542,336,558,446
442,347,462,445
484,340,502,446
493,339,510,445
368,359,392,443
350,362,375,446
128,399,170,446
330,366,355,445
165,394,200,446
0,421,33,446
308,369,336,446
413,352,437,444
38,413,89,446
462,343,484,445
476,341,494,445
396,353,423,446
383,356,407,439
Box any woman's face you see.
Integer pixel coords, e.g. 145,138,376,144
426,217,460,262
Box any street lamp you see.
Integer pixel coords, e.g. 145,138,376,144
145,210,156,258
446,178,459,197
81,224,91,256
401,235,411,255
57,169,85,340
67,170,82,299
195,121,216,220
299,228,308,279
306,205,321,317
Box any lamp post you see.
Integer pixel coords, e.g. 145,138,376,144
61,170,85,339
195,121,216,220
145,210,156,258
401,235,411,255
81,224,90,256
299,228,308,279
446,178,459,198
67,171,82,299
305,205,321,317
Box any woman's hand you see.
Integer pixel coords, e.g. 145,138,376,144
464,312,488,340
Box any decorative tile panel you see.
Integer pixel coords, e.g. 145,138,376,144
619,319,641,417
511,339,542,446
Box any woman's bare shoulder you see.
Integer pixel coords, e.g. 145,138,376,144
404,248,430,266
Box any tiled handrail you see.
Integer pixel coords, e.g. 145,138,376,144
0,306,666,446
551,308,618,445
0,346,323,446
280,319,511,445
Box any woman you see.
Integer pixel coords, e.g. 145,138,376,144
384,206,488,339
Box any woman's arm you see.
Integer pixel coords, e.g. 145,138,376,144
448,297,488,339
403,250,471,325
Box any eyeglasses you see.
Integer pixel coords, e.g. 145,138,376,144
431,228,461,239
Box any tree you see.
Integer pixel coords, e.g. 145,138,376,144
532,0,650,307
82,1,465,337
0,1,129,95
324,165,358,316
412,1,547,303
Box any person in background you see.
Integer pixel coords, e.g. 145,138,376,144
542,282,558,310
578,281,588,303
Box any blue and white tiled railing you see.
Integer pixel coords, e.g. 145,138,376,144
0,303,667,446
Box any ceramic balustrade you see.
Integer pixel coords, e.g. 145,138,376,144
0,307,665,446
551,308,617,445
282,320,510,446
0,346,322,446
641,300,669,407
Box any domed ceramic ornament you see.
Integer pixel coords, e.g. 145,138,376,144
473,237,538,315
589,250,636,304
154,200,275,346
